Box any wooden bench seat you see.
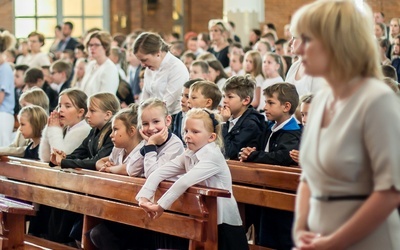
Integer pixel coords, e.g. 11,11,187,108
0,197,35,250
227,160,301,250
0,156,230,249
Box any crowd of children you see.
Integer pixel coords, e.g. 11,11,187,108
1,4,399,249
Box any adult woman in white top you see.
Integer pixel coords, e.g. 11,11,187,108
134,32,189,116
80,31,119,97
285,32,327,97
292,1,400,249
26,32,51,68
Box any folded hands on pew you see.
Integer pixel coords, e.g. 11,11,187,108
138,197,165,219
238,147,256,161
50,149,66,165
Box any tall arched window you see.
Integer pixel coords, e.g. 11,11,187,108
14,0,110,51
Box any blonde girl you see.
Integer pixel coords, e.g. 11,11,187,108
137,108,247,250
243,50,264,109
39,88,91,162
0,88,49,157
70,58,87,88
133,98,184,177
50,92,120,170
259,52,285,110
96,104,145,176
18,105,48,159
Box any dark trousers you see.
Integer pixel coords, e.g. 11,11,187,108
218,223,249,250
89,220,189,250
259,207,294,250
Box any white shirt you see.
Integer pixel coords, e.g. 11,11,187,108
141,52,189,115
39,120,91,162
285,59,328,97
80,59,119,96
26,52,51,68
108,140,146,176
136,142,243,226
131,133,184,178
259,76,284,110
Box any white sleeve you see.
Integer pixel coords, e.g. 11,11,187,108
157,156,221,209
39,125,52,162
163,63,189,114
99,62,119,94
143,138,184,178
136,154,186,201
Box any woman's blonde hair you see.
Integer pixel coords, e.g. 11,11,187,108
19,105,48,138
19,87,50,114
291,0,382,82
185,108,224,151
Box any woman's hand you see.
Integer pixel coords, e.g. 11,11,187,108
294,233,339,250
238,147,256,161
290,149,300,163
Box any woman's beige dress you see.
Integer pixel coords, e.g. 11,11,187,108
300,78,400,249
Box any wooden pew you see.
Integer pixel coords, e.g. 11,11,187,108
0,197,35,250
227,160,301,250
0,156,230,250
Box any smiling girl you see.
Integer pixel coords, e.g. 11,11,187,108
39,88,91,162
131,98,184,177
137,108,248,250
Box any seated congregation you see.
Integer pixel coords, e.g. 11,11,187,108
1,1,400,249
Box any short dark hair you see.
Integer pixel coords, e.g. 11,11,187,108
223,75,255,103
15,64,29,72
24,67,44,84
382,65,398,81
263,83,299,115
275,39,287,45
183,78,202,89
64,21,73,30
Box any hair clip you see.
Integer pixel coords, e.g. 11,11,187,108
203,109,218,132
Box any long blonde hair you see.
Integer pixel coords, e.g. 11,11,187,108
291,0,382,82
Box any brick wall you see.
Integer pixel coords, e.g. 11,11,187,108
0,0,13,33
